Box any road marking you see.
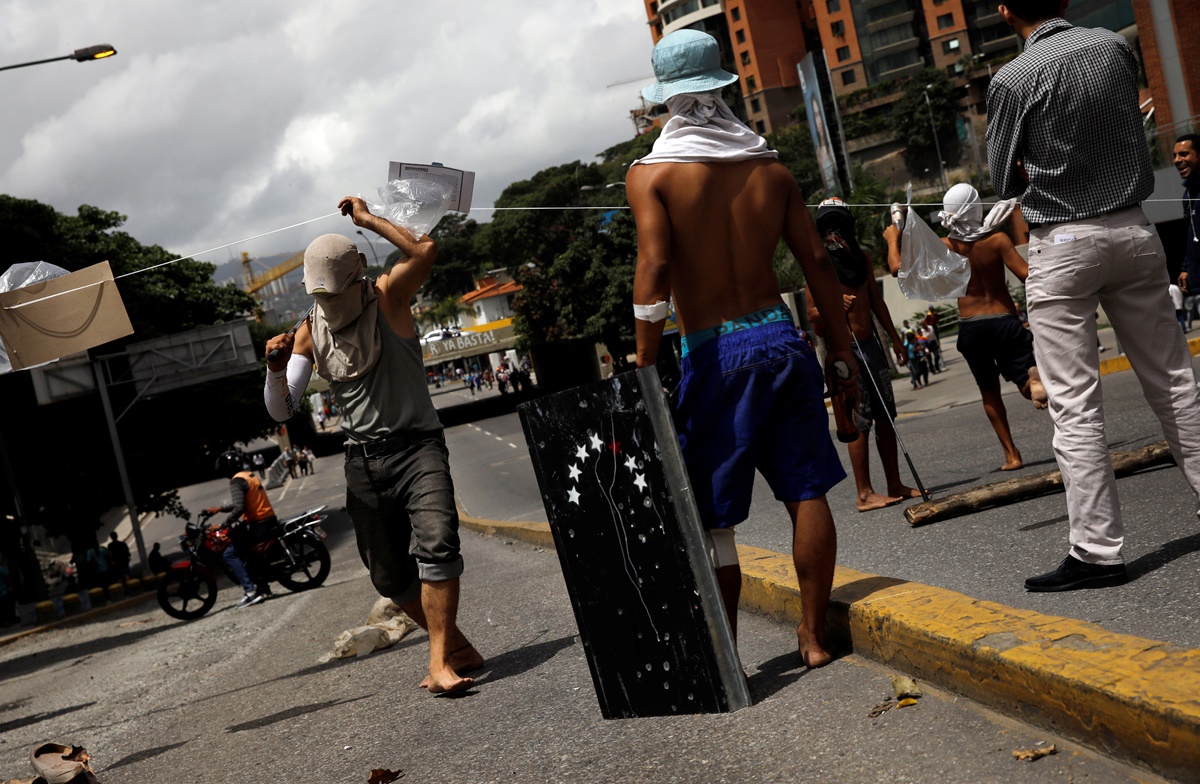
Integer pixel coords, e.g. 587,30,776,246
494,436,504,441
509,443,518,449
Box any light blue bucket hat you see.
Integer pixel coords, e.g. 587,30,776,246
642,29,739,105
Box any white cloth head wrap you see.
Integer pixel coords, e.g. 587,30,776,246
632,90,777,166
304,234,381,382
937,183,1018,242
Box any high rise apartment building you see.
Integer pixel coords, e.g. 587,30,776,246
812,1,1018,99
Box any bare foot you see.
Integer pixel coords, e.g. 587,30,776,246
887,485,924,500
857,491,903,512
1028,367,1049,410
797,627,833,668
420,644,484,689
1000,456,1023,471
426,667,474,696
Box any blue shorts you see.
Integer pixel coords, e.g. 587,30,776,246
675,320,846,529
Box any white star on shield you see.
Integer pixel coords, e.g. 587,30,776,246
568,487,581,505
623,455,637,472
634,473,647,492
589,433,604,452
568,463,582,481
575,444,589,462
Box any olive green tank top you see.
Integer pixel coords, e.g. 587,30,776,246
330,309,442,443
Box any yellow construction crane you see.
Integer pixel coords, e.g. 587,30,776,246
241,250,304,296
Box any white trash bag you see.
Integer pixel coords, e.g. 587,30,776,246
897,202,971,302
0,261,71,375
367,178,454,240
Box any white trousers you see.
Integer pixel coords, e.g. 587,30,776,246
1026,206,1200,564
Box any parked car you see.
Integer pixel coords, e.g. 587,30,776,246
420,328,462,345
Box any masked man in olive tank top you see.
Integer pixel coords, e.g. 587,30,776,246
264,197,482,695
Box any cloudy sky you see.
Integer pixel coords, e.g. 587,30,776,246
0,1,653,270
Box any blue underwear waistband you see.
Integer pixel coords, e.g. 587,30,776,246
680,303,794,357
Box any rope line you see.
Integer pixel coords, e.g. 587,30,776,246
3,197,1191,312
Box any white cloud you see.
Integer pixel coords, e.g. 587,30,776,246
0,0,653,267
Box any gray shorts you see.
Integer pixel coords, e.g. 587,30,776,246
344,430,464,604
852,334,897,433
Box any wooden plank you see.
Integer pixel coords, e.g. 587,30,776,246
904,441,1175,527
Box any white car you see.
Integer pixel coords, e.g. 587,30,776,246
420,328,462,345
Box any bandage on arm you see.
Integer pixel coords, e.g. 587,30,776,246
264,354,313,423
634,300,670,323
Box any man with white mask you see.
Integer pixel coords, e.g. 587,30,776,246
885,183,1047,471
627,29,856,669
264,197,481,695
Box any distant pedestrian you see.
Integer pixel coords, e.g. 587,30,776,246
107,531,131,581
285,448,298,479
1170,283,1186,332
0,561,18,627
84,542,110,589
252,452,266,479
304,447,316,473
148,542,169,575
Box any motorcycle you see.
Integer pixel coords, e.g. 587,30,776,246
157,506,332,620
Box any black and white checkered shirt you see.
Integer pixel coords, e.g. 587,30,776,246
986,18,1153,226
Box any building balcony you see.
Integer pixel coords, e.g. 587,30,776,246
846,129,900,154
873,36,919,57
865,13,915,35
973,11,1002,25
878,60,925,81
979,34,1018,55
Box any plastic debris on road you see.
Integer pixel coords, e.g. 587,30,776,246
320,597,419,662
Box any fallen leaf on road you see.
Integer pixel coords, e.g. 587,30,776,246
367,768,404,783
1012,744,1056,761
897,697,919,708
868,699,896,718
888,674,921,699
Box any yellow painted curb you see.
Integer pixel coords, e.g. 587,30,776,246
458,509,556,549
737,545,1200,781
1099,335,1200,378
454,513,1200,778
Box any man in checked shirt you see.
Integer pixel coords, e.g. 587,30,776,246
987,0,1200,592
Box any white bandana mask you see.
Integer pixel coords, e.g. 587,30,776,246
303,234,381,382
632,90,777,166
937,183,1018,242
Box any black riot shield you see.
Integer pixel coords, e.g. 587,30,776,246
518,367,750,719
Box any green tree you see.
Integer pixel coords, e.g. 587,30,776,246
891,69,963,183
0,196,273,578
766,121,824,198
429,294,473,330
512,209,637,356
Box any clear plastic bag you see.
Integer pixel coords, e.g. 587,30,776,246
368,178,453,240
0,261,70,374
897,204,971,302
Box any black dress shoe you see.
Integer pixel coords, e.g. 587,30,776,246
1025,556,1128,592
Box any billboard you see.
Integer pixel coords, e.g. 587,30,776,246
797,53,841,196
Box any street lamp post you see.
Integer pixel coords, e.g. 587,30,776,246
356,230,381,267
0,44,118,73
923,85,949,192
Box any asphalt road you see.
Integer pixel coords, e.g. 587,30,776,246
0,490,1151,783
446,354,1200,652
